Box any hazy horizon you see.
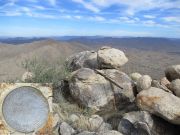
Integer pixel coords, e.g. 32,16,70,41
0,0,180,38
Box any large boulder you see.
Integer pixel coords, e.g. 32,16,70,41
137,87,180,125
69,68,114,110
165,65,180,81
97,46,128,69
169,79,180,97
118,111,179,135
98,69,135,110
66,51,98,71
137,75,152,92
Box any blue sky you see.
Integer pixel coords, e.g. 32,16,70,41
0,0,180,38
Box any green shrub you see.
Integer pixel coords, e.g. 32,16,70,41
21,57,70,85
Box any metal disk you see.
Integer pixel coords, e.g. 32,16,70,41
2,86,49,133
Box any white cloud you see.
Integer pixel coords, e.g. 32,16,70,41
4,11,22,16
72,0,100,13
73,0,180,15
74,15,82,19
104,29,152,37
61,15,72,19
48,0,56,6
89,16,106,21
144,15,156,19
33,5,46,10
163,17,180,23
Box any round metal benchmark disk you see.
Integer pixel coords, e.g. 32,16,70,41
2,86,49,133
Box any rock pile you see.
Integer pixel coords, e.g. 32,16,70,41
53,47,180,135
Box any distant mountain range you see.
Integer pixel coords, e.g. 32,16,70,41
0,37,179,81
1,36,180,52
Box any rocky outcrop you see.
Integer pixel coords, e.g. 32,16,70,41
118,111,153,135
98,69,135,110
69,68,113,110
53,47,180,135
137,75,152,92
169,79,180,97
66,51,98,71
69,68,135,110
118,111,179,135
137,87,180,125
165,65,180,81
97,46,128,69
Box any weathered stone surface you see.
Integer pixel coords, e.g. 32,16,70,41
99,130,123,135
88,115,112,132
118,111,180,135
160,77,170,87
21,71,34,82
66,51,98,71
169,79,180,97
53,113,60,128
118,111,153,135
60,122,75,135
76,131,96,135
137,87,180,125
165,65,180,81
69,114,79,123
69,68,114,110
130,72,142,82
152,80,172,93
98,69,135,110
137,75,152,92
97,46,128,69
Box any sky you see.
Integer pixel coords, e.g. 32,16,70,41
0,0,180,38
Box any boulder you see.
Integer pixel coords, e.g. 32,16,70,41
118,111,153,135
69,68,114,110
165,65,180,81
169,79,180,97
98,69,135,110
137,75,152,92
66,51,98,71
130,72,142,82
118,111,179,135
60,122,75,135
137,87,180,125
97,46,128,69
